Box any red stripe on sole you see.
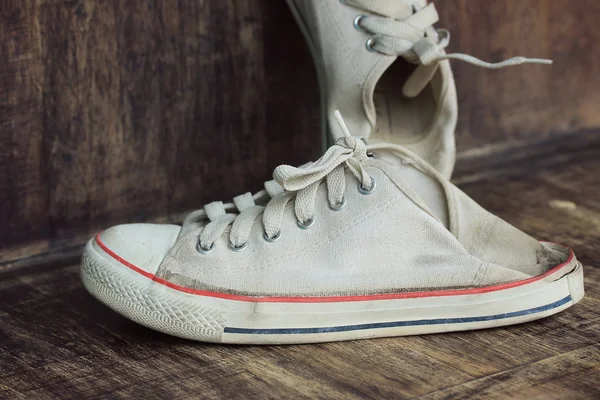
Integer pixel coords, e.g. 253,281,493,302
94,233,574,303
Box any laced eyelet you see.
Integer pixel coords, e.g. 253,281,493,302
196,241,215,254
297,218,315,229
228,241,247,252
263,231,281,243
366,37,377,52
358,176,376,195
328,197,347,211
353,15,367,32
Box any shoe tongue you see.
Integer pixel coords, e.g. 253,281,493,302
374,150,450,229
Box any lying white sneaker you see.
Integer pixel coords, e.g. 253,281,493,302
81,112,583,344
287,0,551,178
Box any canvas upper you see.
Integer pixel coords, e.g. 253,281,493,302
98,113,565,297
288,0,551,179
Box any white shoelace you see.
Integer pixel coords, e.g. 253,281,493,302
193,111,373,253
344,0,552,97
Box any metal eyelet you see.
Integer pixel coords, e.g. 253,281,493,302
353,15,367,32
263,231,281,243
297,218,315,229
228,241,247,252
196,241,215,254
366,37,377,52
328,197,347,211
358,176,376,195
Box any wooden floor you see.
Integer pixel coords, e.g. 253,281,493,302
2,140,600,399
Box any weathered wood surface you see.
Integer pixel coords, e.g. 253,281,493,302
0,0,321,259
1,147,599,399
437,0,600,149
1,0,599,268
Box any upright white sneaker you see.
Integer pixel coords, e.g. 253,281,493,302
287,0,551,178
81,112,583,344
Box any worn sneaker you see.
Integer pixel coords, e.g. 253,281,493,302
81,112,583,344
287,0,551,178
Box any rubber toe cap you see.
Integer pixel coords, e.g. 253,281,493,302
96,223,181,275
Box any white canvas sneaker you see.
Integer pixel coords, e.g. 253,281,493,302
81,112,584,344
287,0,551,178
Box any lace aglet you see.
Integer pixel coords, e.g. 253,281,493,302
528,58,553,65
333,110,353,138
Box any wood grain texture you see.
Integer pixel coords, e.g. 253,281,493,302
1,149,599,399
0,0,320,258
435,0,600,149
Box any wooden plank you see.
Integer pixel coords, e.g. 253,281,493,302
0,0,320,255
436,0,600,151
0,0,47,248
453,129,600,185
420,345,600,400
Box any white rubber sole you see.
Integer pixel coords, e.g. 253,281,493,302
81,235,584,344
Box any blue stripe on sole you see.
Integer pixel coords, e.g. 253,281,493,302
224,295,572,335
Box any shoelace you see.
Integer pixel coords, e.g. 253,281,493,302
344,0,552,97
195,111,373,253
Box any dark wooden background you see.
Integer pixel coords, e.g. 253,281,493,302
1,0,599,271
